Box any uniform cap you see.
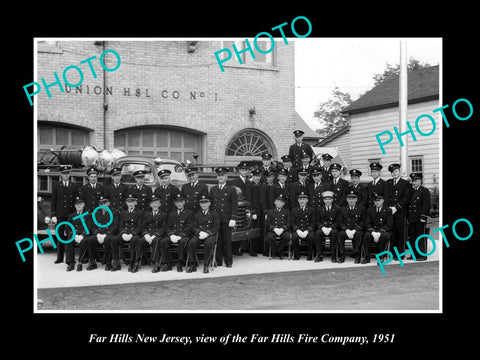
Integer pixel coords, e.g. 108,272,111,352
98,195,110,203
215,167,228,175
373,192,384,200
158,169,172,178
350,169,362,177
133,170,147,178
110,167,122,176
74,196,85,204
126,193,137,201
264,169,275,177
300,151,311,159
277,168,288,176
281,155,292,162
237,161,249,170
321,153,333,161
410,172,423,180
293,129,305,136
346,189,358,198
370,162,383,171
251,169,262,176
174,193,185,201
199,194,211,202
59,165,72,173
149,194,160,203
185,167,198,175
86,166,98,175
329,163,342,171
321,190,334,199
297,191,309,198
261,153,272,160
310,165,322,175
388,163,401,172
275,193,286,202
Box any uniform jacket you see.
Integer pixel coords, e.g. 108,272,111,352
288,142,314,168
181,181,209,213
260,165,278,184
320,167,333,183
66,211,92,237
154,184,180,215
51,180,80,218
292,164,314,184
247,181,262,215
408,186,431,223
291,206,315,232
118,208,143,236
79,182,104,212
331,177,349,207
366,178,391,209
230,175,250,198
316,204,341,229
193,209,220,237
273,182,291,209
103,182,128,212
365,206,393,233
260,181,276,212
339,205,366,231
142,209,167,237
281,166,296,184
289,180,309,210
167,208,193,237
308,181,332,209
347,183,368,208
265,208,291,231
128,185,153,213
91,207,119,236
387,178,411,217
209,184,238,223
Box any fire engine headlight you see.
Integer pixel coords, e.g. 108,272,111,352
245,209,251,220
44,216,51,224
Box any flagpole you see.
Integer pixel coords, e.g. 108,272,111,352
399,40,408,178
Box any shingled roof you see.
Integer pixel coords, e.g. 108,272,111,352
342,65,439,115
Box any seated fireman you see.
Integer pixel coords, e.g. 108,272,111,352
291,191,316,260
85,195,118,271
137,194,168,274
314,190,340,263
111,193,143,272
159,193,193,272
187,194,220,274
265,193,291,259
362,193,393,264
65,196,92,272
338,189,366,264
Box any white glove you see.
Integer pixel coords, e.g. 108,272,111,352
170,234,181,243
199,231,209,240
145,234,154,244
346,229,355,239
51,216,58,224
97,233,106,244
296,229,303,238
372,231,381,243
122,233,132,241
389,207,397,215
273,228,284,236
228,220,236,228
252,214,257,220
74,235,84,244
322,227,332,236
297,229,307,239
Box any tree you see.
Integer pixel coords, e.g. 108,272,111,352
372,57,432,86
313,87,352,139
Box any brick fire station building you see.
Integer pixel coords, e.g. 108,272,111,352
36,40,314,166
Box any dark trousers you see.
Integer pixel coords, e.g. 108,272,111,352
111,234,139,262
216,223,233,266
187,235,216,266
291,230,314,258
151,237,163,264
135,234,162,262
86,234,114,265
409,221,428,259
55,217,68,261
391,215,407,253
314,228,338,257
65,236,89,265
362,231,390,259
159,236,189,265
338,229,364,258
265,230,290,257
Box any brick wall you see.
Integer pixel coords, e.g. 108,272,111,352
36,40,295,164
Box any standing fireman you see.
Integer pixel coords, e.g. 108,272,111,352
79,166,104,213
347,169,368,208
366,162,390,209
408,173,431,261
330,163,348,207
210,167,238,268
181,167,209,214
50,165,79,264
103,167,128,213
288,129,314,169
128,170,153,213
154,169,180,215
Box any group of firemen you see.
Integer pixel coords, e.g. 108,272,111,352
49,129,432,274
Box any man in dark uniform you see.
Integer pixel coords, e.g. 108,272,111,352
154,169,180,216
308,165,332,209
273,168,291,210
249,169,264,256
85,195,118,271
103,167,128,213
289,169,309,210
50,165,79,264
128,170,153,213
209,167,238,268
280,155,296,183
159,194,193,272
320,153,334,183
314,190,341,262
230,161,251,255
386,163,411,259
181,167,209,214
79,166,104,213
338,189,366,264
362,193,393,264
291,191,316,260
136,195,167,273
288,129,314,168
366,162,390,209
330,163,349,207
260,169,276,212
111,193,143,272
293,151,314,184
65,196,92,272
187,194,220,273
408,173,431,261
265,193,291,259
260,153,276,184
348,169,368,208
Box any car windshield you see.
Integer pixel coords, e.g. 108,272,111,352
155,162,188,183
120,161,187,185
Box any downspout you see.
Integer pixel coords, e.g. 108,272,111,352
103,41,108,150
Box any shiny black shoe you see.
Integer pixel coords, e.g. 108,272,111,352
128,263,134,272
177,265,183,272
186,265,197,273
66,263,75,272
331,257,337,263
250,252,258,257
132,262,140,273
225,263,232,268
54,259,63,264
354,257,361,264
152,265,160,273
232,250,243,256
314,255,323,262
306,255,312,261
87,262,97,271
294,256,300,260
76,263,83,271
111,261,121,271
105,264,112,271
203,265,209,274
338,257,345,263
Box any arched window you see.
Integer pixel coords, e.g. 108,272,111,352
225,129,275,157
